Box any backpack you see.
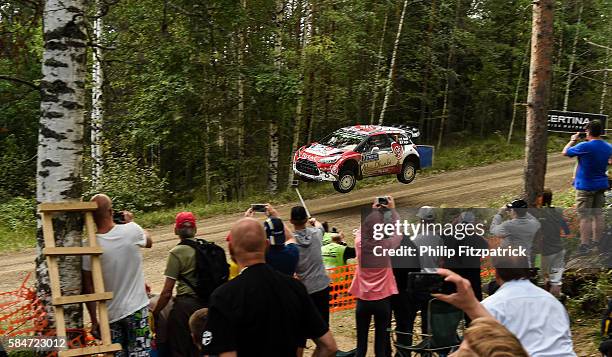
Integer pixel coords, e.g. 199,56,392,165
178,238,229,303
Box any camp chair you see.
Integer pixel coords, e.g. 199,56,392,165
390,298,464,357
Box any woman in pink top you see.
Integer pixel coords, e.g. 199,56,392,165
349,196,403,357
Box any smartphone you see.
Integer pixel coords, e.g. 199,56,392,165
408,272,456,295
251,204,267,213
291,180,300,188
113,211,126,224
578,132,587,138
376,196,389,206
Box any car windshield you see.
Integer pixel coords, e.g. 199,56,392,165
319,129,367,148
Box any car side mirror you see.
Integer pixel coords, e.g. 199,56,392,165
371,146,380,153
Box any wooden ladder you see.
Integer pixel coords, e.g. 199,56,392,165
40,202,122,356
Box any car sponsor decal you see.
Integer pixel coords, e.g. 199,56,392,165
362,152,379,162
397,136,411,145
391,142,403,160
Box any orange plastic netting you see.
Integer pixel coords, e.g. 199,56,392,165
327,264,357,313
0,272,48,336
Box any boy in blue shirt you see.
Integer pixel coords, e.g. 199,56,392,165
563,120,612,254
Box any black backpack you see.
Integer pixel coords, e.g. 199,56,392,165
178,238,229,303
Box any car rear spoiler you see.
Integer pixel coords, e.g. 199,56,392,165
389,124,420,139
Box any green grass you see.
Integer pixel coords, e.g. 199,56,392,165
0,134,572,251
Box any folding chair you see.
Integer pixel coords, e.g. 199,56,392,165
390,298,464,357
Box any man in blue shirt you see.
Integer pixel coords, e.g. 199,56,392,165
263,216,300,276
562,120,612,254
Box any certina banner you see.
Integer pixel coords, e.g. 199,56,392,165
547,110,608,133
357,207,609,269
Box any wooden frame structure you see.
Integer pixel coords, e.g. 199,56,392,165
39,202,121,356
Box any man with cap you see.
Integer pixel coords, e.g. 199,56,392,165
490,199,541,265
412,206,444,273
290,205,332,325
153,212,205,357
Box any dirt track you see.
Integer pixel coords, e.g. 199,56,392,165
0,153,575,292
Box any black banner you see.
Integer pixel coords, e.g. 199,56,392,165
548,110,608,133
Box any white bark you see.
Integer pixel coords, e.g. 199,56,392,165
288,1,313,188
378,0,409,125
370,10,388,124
237,0,247,199
601,48,610,114
507,39,531,144
91,2,104,188
562,0,583,111
268,0,283,193
36,0,88,329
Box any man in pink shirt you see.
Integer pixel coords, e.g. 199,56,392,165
349,196,402,357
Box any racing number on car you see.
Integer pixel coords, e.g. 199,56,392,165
391,142,403,160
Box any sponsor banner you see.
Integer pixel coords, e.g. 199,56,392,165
548,110,607,133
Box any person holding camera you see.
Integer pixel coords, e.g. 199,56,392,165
490,199,540,265
82,194,153,355
434,256,576,357
349,196,402,357
290,206,332,325
562,119,612,255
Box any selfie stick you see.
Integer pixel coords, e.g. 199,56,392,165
294,187,311,218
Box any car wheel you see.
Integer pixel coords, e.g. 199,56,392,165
397,160,417,184
333,170,357,193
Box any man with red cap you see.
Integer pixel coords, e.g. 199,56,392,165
153,212,205,357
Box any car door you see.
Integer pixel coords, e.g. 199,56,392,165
360,134,399,176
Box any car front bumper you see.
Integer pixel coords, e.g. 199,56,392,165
293,164,338,182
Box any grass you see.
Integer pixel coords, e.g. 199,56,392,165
0,133,571,252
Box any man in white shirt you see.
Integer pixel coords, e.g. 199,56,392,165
434,256,576,357
82,194,153,356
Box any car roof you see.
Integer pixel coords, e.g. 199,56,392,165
341,125,405,136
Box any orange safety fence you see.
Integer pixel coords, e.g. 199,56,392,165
327,264,357,313
0,273,97,355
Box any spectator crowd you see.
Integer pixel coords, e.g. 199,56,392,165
80,120,612,357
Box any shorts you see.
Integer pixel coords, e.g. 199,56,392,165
576,189,605,217
542,250,565,285
110,305,151,356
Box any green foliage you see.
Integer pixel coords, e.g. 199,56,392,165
0,197,36,251
567,271,612,316
84,154,169,213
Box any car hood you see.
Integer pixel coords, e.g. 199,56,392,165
301,143,346,158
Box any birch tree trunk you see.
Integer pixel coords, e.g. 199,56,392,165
419,0,437,136
524,0,554,206
36,0,88,329
204,116,212,203
601,48,610,114
268,0,283,194
378,0,408,125
235,0,247,199
562,0,583,111
91,1,104,188
288,0,313,188
507,39,530,144
370,10,388,124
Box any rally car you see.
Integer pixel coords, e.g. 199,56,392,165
293,125,421,193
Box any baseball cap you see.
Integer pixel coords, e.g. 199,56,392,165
459,211,476,223
290,206,308,221
264,217,286,245
175,212,196,230
506,199,528,209
416,206,435,220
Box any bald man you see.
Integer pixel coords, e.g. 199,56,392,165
83,194,153,356
200,218,337,357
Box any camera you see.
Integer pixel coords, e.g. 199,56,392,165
113,211,126,224
250,204,267,213
408,272,456,295
376,196,389,206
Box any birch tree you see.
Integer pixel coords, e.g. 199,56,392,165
268,0,284,194
288,1,313,188
36,0,88,328
370,10,388,124
524,0,554,206
91,0,104,188
378,0,409,125
236,0,247,199
562,0,583,111
507,39,531,144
